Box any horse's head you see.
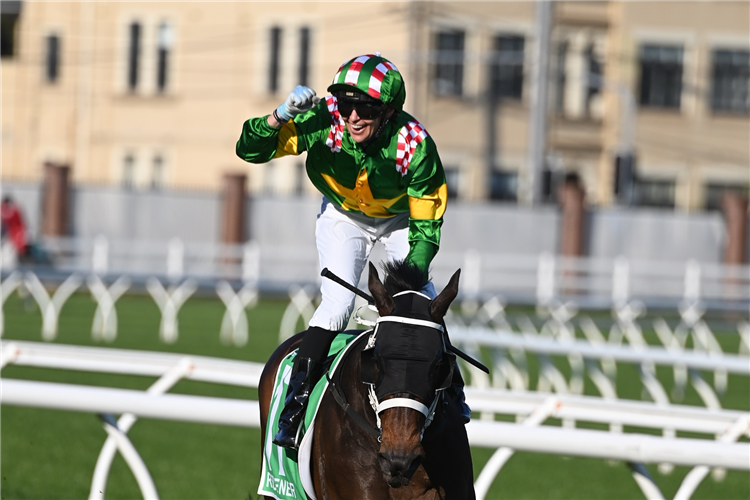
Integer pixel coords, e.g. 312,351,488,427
363,260,460,488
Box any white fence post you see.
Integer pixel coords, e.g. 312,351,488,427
146,278,197,344
0,271,22,337
278,285,317,342
88,275,131,342
216,281,258,347
89,358,193,500
92,234,109,276
25,273,82,341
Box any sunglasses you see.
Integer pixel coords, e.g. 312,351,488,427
336,99,386,120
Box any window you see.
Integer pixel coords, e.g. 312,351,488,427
553,40,568,113
704,183,749,211
434,31,464,96
0,15,16,58
638,44,683,109
151,154,164,190
444,168,460,199
634,178,675,208
585,43,602,114
299,27,310,87
490,171,518,202
127,22,142,92
45,34,60,84
491,35,524,100
711,49,749,114
156,22,173,93
122,153,135,189
269,26,282,93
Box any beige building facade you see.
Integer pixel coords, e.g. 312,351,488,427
2,1,748,211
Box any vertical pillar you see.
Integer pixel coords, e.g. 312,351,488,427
42,162,70,236
558,173,586,257
221,173,247,244
722,192,748,265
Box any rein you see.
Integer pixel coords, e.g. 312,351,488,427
326,333,381,439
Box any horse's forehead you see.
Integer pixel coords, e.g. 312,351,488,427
392,291,432,320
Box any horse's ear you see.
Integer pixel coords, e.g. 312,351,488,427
368,262,394,316
430,269,460,321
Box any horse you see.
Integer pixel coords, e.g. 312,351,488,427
258,261,475,500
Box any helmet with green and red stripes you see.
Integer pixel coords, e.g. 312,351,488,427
327,54,406,110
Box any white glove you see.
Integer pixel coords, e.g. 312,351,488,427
275,86,321,121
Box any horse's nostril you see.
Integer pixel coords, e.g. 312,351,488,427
378,451,421,485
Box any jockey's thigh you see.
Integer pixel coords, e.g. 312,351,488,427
309,201,375,331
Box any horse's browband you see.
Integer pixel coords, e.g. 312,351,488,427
376,316,444,332
392,290,432,300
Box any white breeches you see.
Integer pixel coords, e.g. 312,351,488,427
309,198,436,332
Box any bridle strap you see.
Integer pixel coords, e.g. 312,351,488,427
377,398,430,417
327,374,381,438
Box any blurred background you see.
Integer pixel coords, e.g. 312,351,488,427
1,0,748,299
1,1,749,500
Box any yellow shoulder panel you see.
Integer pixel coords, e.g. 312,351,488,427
408,184,448,220
273,120,299,158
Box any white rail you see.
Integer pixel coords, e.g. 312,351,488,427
2,341,748,500
450,326,750,374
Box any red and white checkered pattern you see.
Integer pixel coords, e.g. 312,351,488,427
368,61,398,99
395,120,428,175
343,55,370,86
324,96,345,153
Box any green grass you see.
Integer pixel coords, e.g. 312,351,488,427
2,292,748,499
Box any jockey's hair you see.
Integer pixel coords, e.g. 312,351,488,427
380,259,428,296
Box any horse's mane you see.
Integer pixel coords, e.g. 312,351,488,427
380,259,427,295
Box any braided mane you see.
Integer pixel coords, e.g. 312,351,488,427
380,259,428,296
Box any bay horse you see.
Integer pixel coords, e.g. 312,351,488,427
258,261,475,500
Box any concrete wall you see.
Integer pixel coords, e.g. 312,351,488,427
2,183,743,265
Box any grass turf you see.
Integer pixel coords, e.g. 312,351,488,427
1,292,748,499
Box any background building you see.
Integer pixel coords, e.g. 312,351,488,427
2,1,747,210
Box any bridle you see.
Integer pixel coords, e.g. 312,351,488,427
328,291,455,441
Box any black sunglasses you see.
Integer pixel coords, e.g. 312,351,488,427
337,100,386,120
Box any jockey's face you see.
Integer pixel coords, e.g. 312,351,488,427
341,107,396,144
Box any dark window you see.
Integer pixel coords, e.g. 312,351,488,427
299,27,310,86
151,154,164,190
554,40,568,113
639,44,683,109
128,22,141,92
444,168,459,199
45,34,60,84
704,183,749,211
0,15,16,57
585,44,602,114
269,26,282,93
711,49,749,114
490,171,518,202
156,23,172,93
434,31,464,96
491,35,524,100
122,153,135,190
634,178,675,208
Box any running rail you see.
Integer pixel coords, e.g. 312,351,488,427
2,341,749,500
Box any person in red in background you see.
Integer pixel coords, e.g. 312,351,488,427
1,196,29,257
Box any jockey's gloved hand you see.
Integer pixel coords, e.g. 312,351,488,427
276,86,321,121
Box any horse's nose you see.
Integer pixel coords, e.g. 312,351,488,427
378,451,422,487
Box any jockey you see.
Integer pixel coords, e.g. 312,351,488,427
236,54,470,450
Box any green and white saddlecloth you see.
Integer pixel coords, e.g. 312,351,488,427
258,331,367,500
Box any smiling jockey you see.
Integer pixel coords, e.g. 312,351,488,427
236,54,470,450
